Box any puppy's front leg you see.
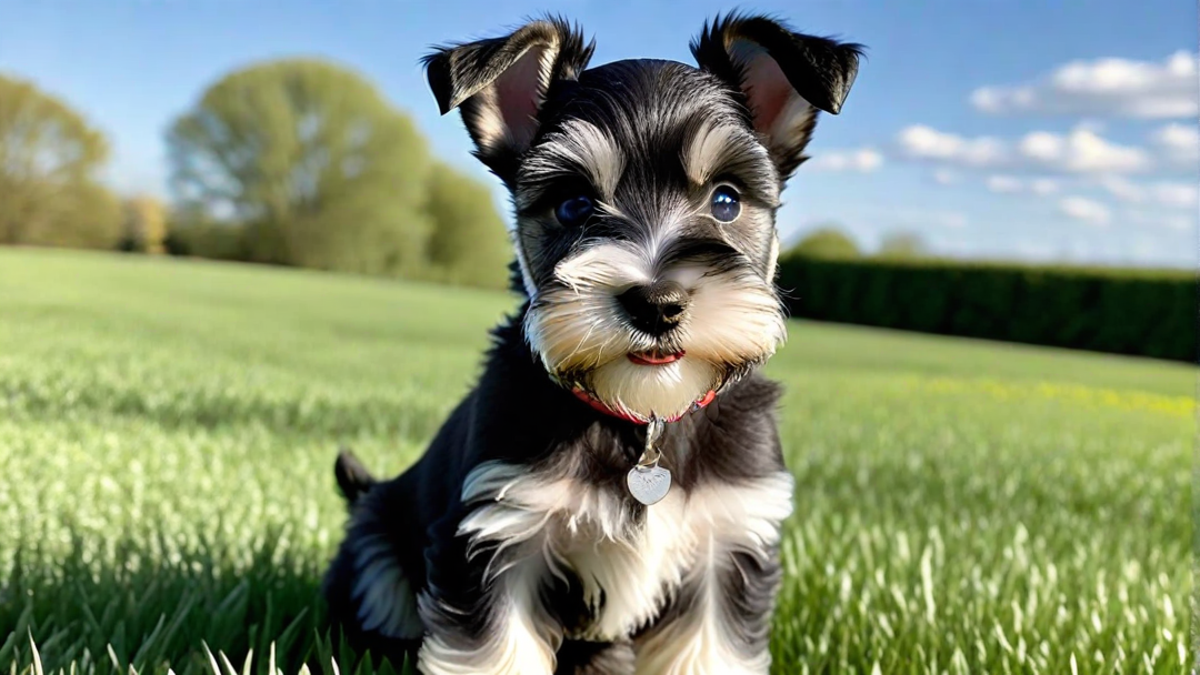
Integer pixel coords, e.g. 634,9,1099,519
555,639,635,675
416,511,563,675
634,541,784,675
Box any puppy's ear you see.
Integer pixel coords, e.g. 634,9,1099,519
692,14,863,179
423,18,595,184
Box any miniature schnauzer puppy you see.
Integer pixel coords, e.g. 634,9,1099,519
323,13,861,675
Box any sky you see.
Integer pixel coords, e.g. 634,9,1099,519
1,0,1197,267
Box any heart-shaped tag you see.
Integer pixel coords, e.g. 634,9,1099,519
626,465,672,506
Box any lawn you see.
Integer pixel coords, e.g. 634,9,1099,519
0,247,1192,675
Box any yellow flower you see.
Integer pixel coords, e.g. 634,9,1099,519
909,377,1192,419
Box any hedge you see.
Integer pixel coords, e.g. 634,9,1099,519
775,254,1197,363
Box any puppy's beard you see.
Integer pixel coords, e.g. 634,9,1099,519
670,263,788,366
587,357,721,421
525,241,788,421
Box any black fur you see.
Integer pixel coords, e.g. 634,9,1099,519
691,13,863,116
334,449,376,505
323,313,786,667
422,16,596,187
692,13,864,178
323,13,862,675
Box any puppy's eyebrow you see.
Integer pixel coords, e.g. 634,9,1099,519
518,119,625,210
682,118,779,204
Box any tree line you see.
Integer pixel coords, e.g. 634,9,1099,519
0,59,511,289
788,226,932,261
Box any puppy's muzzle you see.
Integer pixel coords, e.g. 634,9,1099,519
617,280,689,337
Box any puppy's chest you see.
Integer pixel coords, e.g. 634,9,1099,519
460,462,795,642
549,489,695,641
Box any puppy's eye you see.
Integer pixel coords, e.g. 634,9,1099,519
555,195,594,227
710,185,741,223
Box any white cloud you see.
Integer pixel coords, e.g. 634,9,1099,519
1059,196,1112,225
982,175,1059,195
1126,209,1194,231
932,168,959,185
1096,175,1145,202
986,175,1023,193
1151,122,1200,164
896,124,1149,174
971,51,1199,119
895,126,1007,166
1030,178,1060,195
1016,126,1150,173
1095,176,1197,208
1151,181,1199,208
1164,214,1193,231
1018,132,1061,163
807,147,884,172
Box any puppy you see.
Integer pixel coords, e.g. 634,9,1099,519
323,14,861,675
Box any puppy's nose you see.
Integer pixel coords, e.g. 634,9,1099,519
617,280,690,336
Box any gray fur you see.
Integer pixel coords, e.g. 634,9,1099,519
324,12,861,675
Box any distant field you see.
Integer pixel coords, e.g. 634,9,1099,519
0,248,1192,674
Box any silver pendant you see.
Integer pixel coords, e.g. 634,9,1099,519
627,417,671,506
627,464,672,505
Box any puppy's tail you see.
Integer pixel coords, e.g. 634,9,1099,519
334,447,377,505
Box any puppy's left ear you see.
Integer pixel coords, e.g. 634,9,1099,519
423,18,595,185
692,15,863,179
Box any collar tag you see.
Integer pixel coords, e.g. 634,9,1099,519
626,417,671,506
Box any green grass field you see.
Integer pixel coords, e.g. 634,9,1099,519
0,247,1192,675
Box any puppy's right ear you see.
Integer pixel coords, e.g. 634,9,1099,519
692,14,863,180
423,18,595,184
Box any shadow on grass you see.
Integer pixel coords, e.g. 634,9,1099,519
4,375,452,442
0,529,416,675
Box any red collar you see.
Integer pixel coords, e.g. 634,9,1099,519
570,387,717,425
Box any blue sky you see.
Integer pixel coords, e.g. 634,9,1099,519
2,0,1197,267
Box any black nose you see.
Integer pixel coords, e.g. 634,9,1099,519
617,280,690,336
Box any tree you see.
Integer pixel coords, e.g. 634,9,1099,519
0,73,122,248
877,231,929,259
423,162,512,289
166,59,432,275
120,195,168,253
788,226,861,259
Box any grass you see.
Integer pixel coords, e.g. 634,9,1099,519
0,247,1192,675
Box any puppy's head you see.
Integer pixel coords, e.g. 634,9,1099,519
425,14,861,422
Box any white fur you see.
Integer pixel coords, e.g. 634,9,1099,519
684,120,741,186
526,239,722,420
417,560,560,675
635,472,795,675
588,356,720,422
668,264,788,366
683,119,769,186
524,238,786,421
512,228,540,300
424,461,795,674
554,240,653,293
471,85,511,155
765,233,780,282
351,532,423,639
416,464,563,675
519,120,627,209
525,241,653,375
555,119,626,200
